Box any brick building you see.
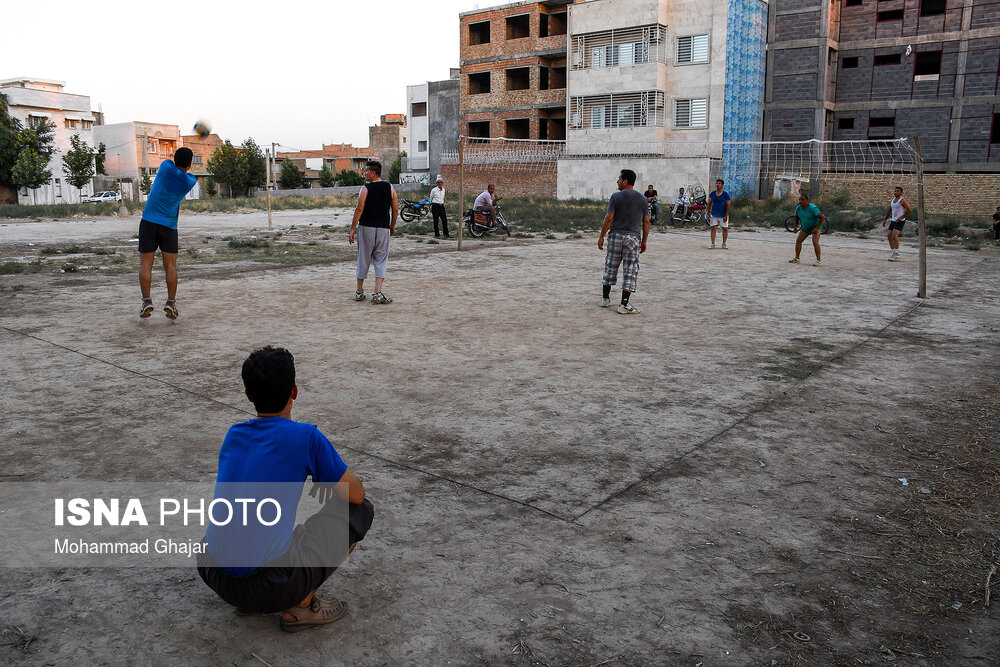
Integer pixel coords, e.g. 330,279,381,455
459,1,578,142
180,133,223,197
274,144,377,188
93,121,181,199
764,0,1000,173
368,113,407,173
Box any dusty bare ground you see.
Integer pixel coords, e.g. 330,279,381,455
0,210,998,665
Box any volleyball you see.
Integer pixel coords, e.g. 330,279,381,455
193,120,212,139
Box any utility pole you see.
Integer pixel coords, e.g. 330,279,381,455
266,148,273,231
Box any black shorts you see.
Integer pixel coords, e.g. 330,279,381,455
197,498,374,614
138,219,179,254
888,219,906,232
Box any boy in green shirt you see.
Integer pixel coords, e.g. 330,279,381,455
789,194,825,266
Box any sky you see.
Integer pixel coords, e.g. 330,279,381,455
1,0,490,152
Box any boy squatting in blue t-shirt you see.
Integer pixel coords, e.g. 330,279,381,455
196,346,375,633
789,193,826,266
138,148,197,320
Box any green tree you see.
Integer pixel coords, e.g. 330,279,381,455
278,159,304,189
317,162,335,188
207,140,240,197
62,133,95,198
0,94,55,202
95,142,107,175
11,148,52,203
139,170,153,195
334,169,365,186
205,176,218,198
388,150,406,184
237,138,267,196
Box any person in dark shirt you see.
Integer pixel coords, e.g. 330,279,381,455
349,161,398,303
992,205,999,241
197,346,374,633
138,148,197,319
644,185,658,221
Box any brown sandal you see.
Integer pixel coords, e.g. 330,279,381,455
280,597,347,633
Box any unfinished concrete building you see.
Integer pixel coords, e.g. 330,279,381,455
459,1,578,143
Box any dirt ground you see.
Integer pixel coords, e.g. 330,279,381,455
1,208,998,666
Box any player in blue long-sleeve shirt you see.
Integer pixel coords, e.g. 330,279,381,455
138,147,197,319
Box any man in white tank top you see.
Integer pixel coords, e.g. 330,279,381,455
882,186,911,262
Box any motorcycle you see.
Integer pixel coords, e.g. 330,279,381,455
671,195,707,224
399,198,432,222
463,203,510,237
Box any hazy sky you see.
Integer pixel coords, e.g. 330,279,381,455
2,0,489,151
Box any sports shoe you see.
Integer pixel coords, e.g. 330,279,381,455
888,254,900,262
371,292,393,304
617,303,640,314
140,298,154,318
600,298,611,307
354,291,366,301
813,261,823,266
721,243,728,249
163,300,178,320
710,243,716,249
789,258,800,264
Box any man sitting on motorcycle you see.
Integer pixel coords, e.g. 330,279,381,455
474,184,501,228
644,185,658,221
673,188,689,219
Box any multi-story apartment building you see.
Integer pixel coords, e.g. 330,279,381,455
764,0,1000,174
459,1,577,143
369,114,407,173
180,132,223,198
93,121,182,197
560,0,767,199
406,69,460,183
1,77,97,205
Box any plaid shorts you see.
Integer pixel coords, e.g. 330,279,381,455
603,232,640,293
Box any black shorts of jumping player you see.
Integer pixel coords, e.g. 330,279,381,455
138,219,179,254
888,219,906,233
197,498,374,614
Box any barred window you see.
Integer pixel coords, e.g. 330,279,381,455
570,91,666,129
676,35,709,64
674,98,707,128
573,25,667,69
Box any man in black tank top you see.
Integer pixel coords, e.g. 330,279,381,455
349,161,398,303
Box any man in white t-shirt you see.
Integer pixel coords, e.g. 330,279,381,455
474,184,500,228
429,177,448,238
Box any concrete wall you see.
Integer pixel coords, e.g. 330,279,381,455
557,156,713,200
822,172,1000,216
263,182,426,199
428,78,460,181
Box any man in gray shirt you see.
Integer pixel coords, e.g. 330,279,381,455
598,169,650,314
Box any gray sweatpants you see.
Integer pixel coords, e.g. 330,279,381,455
356,226,391,279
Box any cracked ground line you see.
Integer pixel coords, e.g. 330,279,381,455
569,257,988,522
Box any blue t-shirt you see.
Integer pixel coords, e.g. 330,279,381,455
141,159,197,229
204,417,349,574
796,203,822,230
709,190,731,218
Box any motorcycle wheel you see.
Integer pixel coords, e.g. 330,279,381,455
689,210,704,223
400,207,416,222
467,221,484,238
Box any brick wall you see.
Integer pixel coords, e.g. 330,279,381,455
822,172,1000,215
440,163,557,199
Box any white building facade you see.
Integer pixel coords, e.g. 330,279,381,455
1,78,97,205
405,83,430,182
558,0,767,200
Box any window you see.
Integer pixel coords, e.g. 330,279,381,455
468,72,491,94
468,20,490,45
838,117,855,129
540,13,549,37
467,121,490,138
674,98,707,128
417,141,427,152
991,113,1000,144
913,50,942,77
411,102,426,117
869,116,895,127
842,56,859,68
877,9,904,21
193,155,203,164
549,13,567,36
874,53,902,65
919,0,946,16
676,35,709,64
505,14,530,40
846,0,862,5
82,121,93,130
55,179,61,196
591,105,606,129
504,118,530,139
505,67,530,91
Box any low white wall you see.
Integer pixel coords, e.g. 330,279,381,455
557,157,713,201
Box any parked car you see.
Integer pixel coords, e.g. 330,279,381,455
83,191,122,203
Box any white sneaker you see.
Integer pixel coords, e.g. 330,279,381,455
600,298,611,307
710,243,716,249
354,291,367,301
721,243,728,249
617,303,640,314
888,254,900,262
813,261,823,266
